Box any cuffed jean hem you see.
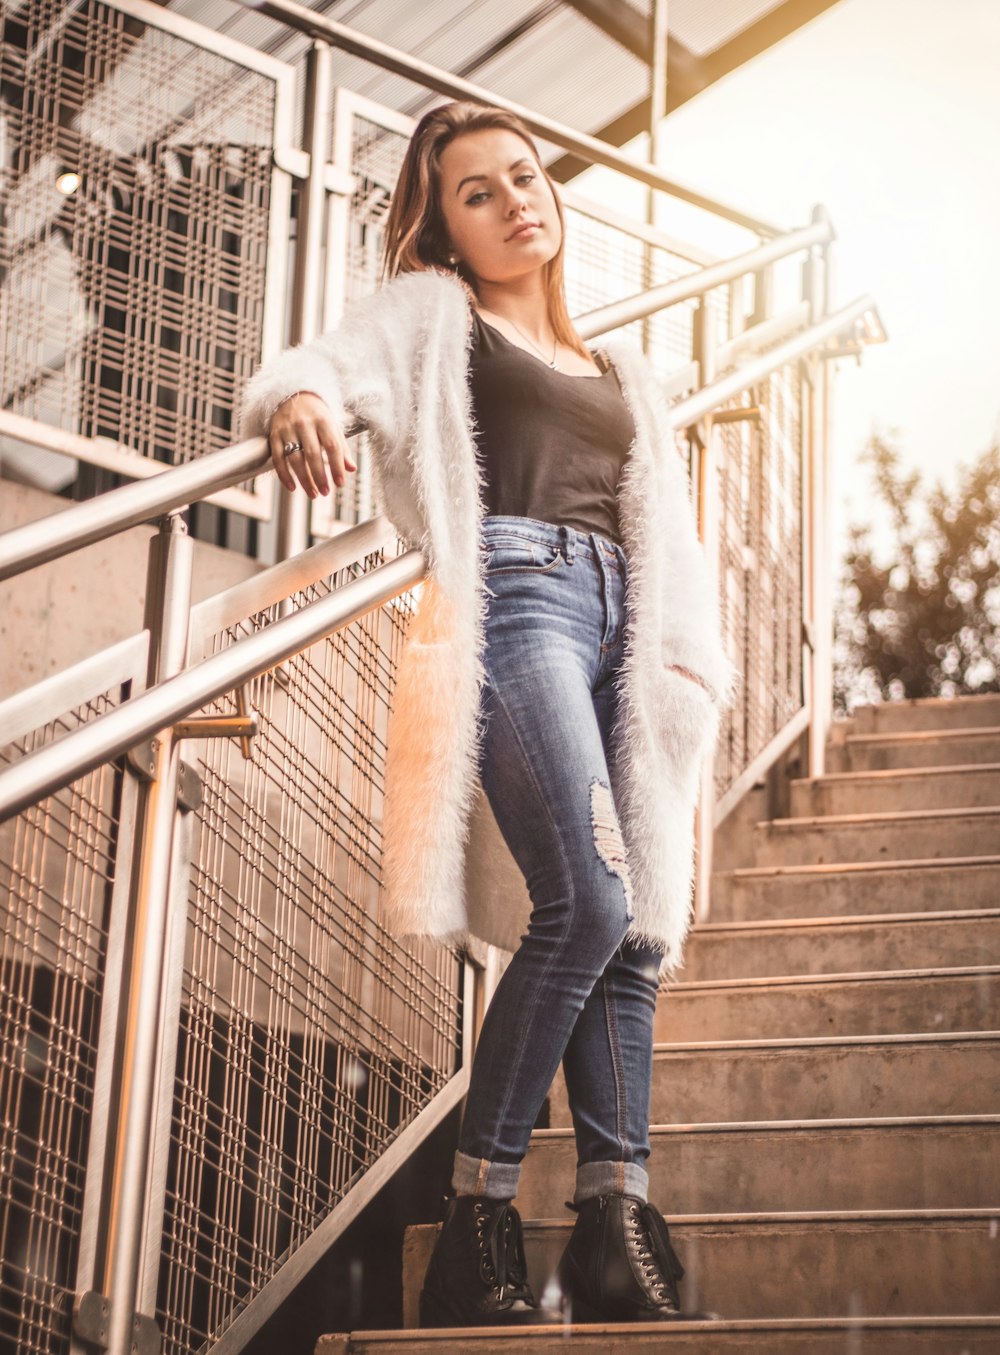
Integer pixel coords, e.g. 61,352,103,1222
574,1159,649,1205
451,1148,521,1200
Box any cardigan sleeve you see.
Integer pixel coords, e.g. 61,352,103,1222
238,270,436,445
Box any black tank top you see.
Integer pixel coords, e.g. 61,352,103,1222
469,310,635,546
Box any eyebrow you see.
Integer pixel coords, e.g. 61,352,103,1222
456,158,531,196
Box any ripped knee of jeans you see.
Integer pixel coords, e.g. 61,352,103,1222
589,778,635,921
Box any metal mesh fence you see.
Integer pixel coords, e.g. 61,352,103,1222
713,359,804,793
0,692,129,1355
156,542,463,1352
0,0,278,477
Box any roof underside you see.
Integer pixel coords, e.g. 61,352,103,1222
164,0,843,178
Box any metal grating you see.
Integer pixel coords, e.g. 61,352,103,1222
0,693,127,1355
156,544,463,1353
713,356,804,789
0,0,278,480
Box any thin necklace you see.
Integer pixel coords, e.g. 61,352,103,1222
481,306,559,370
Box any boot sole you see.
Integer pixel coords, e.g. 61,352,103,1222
419,1287,565,1328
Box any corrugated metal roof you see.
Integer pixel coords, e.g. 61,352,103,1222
166,0,838,154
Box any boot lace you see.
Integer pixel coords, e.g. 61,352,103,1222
625,1197,686,1306
474,1200,529,1298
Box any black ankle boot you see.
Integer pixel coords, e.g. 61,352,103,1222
555,1191,722,1323
419,1192,565,1327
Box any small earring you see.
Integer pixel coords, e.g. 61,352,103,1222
448,255,458,266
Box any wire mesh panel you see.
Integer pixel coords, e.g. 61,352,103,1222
156,543,463,1353
0,0,287,493
713,359,804,792
0,690,131,1355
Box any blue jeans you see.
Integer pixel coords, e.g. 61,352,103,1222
451,515,664,1206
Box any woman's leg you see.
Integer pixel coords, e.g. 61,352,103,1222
559,676,665,1206
452,524,648,1202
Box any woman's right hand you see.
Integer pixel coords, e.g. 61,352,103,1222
268,391,357,499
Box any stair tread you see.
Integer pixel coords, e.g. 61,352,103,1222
410,1207,999,1227
650,1030,1000,1053
718,854,1000,878
845,725,1000,743
764,803,1000,827
666,963,1000,992
794,763,1000,784
345,1315,1000,1339
691,906,1000,933
531,1112,1000,1133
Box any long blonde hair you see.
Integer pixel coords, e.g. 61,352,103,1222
380,101,591,362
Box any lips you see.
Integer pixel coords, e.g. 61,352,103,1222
508,221,541,240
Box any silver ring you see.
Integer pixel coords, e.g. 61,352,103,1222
282,441,303,456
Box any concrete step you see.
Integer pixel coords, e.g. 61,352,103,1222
826,727,1000,772
514,1117,999,1217
322,1316,1000,1353
847,694,1000,735
397,1209,1000,1331
655,967,1000,1041
789,765,1000,817
548,1032,1000,1127
676,909,1000,981
709,857,1000,922
752,806,1000,867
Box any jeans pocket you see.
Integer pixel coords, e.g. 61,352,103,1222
481,538,564,575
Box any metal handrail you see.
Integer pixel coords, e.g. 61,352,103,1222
0,526,425,821
242,0,782,238
0,271,880,586
0,291,877,822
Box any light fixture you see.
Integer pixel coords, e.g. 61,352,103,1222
55,171,80,195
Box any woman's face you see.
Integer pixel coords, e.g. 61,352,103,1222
435,127,562,288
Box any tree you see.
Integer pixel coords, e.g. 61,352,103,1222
832,432,1000,716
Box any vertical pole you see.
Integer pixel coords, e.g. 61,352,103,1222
276,40,335,564
691,293,718,927
804,205,829,779
102,514,193,1355
642,0,668,356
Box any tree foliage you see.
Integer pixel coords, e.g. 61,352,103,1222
833,433,1000,715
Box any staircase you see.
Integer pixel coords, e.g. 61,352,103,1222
318,694,1000,1352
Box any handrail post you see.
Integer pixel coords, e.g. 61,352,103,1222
100,514,193,1355
276,39,335,564
691,292,720,927
803,204,831,778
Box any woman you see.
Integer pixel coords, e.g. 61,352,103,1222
241,101,738,1328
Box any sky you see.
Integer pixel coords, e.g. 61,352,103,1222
572,0,1000,572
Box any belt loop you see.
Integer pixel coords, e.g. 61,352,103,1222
561,524,575,564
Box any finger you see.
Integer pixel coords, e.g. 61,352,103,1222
269,427,297,492
296,423,326,498
316,418,354,485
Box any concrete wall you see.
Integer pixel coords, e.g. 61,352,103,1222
0,481,263,702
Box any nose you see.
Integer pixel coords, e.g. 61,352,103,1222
505,183,529,215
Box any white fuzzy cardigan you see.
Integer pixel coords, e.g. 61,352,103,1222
240,267,741,982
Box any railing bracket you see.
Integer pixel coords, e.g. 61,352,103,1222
72,1291,111,1348
126,741,201,810
802,618,816,651
176,759,203,814
127,740,159,782
172,685,259,760
131,1312,162,1355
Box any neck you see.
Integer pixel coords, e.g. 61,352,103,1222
475,274,552,345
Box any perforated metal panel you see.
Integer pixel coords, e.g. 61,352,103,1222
0,0,288,492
